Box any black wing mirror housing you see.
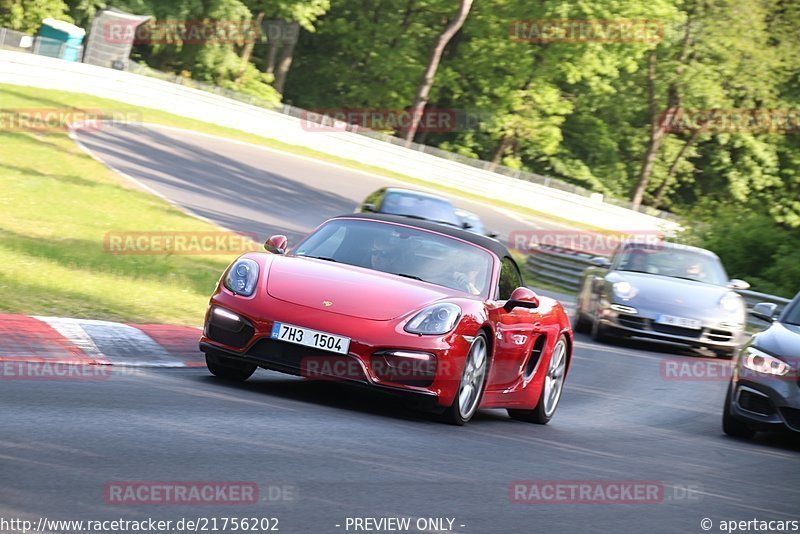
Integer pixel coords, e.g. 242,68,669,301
503,287,540,313
264,235,287,254
751,302,778,322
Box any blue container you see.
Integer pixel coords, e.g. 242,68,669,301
37,18,86,61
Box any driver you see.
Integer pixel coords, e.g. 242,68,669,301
626,250,649,272
369,233,402,273
685,262,707,281
453,256,484,295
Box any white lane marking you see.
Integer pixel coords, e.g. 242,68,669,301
69,128,245,245
70,126,311,255
572,339,669,361
489,205,574,230
33,316,109,364
87,122,578,231
33,317,186,367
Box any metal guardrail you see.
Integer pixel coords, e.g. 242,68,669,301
123,57,678,220
524,245,593,291
0,48,679,231
524,245,792,325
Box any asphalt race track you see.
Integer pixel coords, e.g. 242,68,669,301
1,124,797,534
73,123,566,245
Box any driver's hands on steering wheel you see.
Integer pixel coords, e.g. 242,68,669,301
454,272,480,295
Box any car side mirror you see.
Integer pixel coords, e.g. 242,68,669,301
362,203,376,213
503,287,540,312
487,230,498,238
462,221,473,229
589,256,611,268
727,279,750,290
264,235,287,254
751,302,778,322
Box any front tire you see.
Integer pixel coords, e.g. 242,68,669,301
590,316,611,343
722,383,755,438
508,334,568,424
442,333,489,426
206,353,257,382
714,348,737,360
572,304,591,334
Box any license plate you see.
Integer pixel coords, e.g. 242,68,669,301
270,322,351,355
656,315,702,330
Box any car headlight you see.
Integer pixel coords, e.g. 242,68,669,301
741,347,790,376
404,303,461,335
612,281,637,300
223,258,259,296
720,291,744,314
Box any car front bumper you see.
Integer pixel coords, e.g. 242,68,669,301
597,306,744,351
198,294,470,408
726,369,800,433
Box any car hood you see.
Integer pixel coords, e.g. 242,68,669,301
607,271,733,311
752,321,800,358
265,256,455,320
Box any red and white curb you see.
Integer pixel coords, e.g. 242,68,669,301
0,314,204,369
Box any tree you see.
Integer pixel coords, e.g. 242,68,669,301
1,0,71,33
402,0,472,143
236,0,329,90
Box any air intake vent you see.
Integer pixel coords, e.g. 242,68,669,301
524,335,547,378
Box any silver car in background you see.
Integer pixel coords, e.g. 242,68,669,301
574,241,749,358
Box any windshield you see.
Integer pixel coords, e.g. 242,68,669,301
380,191,461,226
616,246,728,285
781,294,800,326
456,210,485,234
293,219,494,296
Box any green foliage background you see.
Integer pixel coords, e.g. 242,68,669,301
2,0,798,296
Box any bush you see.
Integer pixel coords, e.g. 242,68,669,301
686,208,800,298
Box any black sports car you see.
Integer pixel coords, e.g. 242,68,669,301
722,291,800,437
357,187,495,237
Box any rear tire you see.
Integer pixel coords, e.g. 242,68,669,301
206,353,257,382
508,334,568,424
722,383,755,438
442,333,489,426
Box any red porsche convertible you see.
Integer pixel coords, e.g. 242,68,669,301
200,214,572,425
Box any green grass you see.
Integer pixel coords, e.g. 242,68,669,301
0,116,236,325
0,83,591,325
